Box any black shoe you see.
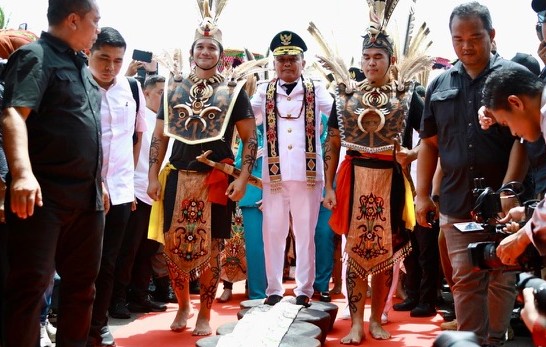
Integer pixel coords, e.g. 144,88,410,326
128,294,167,313
410,303,437,317
108,301,131,319
264,295,283,306
100,326,116,346
295,295,311,307
152,276,177,303
319,291,331,302
442,309,456,322
393,298,417,311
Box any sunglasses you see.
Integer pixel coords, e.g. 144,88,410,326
538,10,546,24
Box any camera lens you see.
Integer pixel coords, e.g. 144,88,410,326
480,242,505,269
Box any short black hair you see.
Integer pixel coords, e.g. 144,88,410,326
449,1,493,33
143,75,165,90
482,67,544,110
90,27,126,52
47,0,95,26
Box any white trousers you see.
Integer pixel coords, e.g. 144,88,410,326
262,181,322,297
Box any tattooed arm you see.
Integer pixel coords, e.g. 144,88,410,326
225,118,257,201
323,126,341,210
147,119,169,201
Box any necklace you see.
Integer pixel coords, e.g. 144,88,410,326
278,101,305,119
188,71,224,85
277,81,305,120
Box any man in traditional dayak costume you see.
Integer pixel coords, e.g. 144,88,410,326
147,0,257,336
318,0,431,343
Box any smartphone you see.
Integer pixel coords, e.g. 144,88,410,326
132,49,153,63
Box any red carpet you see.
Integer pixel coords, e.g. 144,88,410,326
111,280,446,347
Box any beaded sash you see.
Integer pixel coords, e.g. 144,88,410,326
264,78,317,192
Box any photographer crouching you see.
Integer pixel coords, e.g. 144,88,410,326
480,66,546,346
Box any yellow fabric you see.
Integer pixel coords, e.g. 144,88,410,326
402,173,416,231
148,162,176,245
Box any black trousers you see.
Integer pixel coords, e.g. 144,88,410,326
89,202,131,339
112,199,160,301
3,204,103,347
402,221,440,305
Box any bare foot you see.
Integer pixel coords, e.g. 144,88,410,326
331,283,342,294
369,320,390,340
192,317,212,336
340,324,364,345
217,288,232,303
170,307,192,332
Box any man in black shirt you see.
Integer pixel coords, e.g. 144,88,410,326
0,1,104,346
415,2,527,346
147,5,257,336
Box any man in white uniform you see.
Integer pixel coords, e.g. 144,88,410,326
251,30,333,306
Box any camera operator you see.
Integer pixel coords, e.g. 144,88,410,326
521,287,546,346
481,68,546,266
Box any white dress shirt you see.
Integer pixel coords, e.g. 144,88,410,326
100,77,146,205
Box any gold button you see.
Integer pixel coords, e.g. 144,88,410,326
288,128,292,133
287,96,292,101
288,145,293,150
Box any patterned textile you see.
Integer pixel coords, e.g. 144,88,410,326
220,206,247,283
164,76,246,145
163,170,211,281
335,81,414,153
345,161,411,279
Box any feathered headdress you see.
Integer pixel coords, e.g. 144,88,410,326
156,48,184,81
194,0,228,45
307,22,353,91
221,48,270,94
389,0,434,88
362,0,400,55
391,21,434,88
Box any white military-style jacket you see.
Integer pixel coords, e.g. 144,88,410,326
251,77,333,184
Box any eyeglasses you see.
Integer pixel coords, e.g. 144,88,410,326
538,10,546,24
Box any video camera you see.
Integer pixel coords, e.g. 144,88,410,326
517,272,546,315
465,178,546,272
470,178,524,230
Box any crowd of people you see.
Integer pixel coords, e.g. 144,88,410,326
0,0,546,347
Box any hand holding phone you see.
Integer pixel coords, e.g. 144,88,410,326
132,49,153,63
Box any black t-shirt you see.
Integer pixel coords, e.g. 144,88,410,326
420,55,524,218
157,85,254,171
1,32,103,210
